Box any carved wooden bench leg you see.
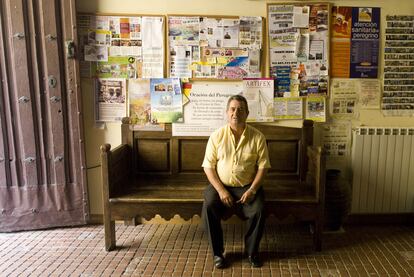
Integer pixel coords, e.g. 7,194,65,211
104,216,116,251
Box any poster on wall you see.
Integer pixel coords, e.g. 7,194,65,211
382,15,414,116
305,96,326,122
331,7,380,78
242,78,274,122
95,78,127,122
128,79,165,131
359,79,381,109
330,78,381,118
150,78,183,123
129,79,151,126
274,97,303,120
172,84,243,136
321,121,352,160
141,17,165,78
330,79,358,119
93,56,139,78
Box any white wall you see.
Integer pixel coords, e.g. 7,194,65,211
77,0,414,215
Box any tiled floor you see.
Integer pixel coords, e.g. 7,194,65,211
0,221,414,276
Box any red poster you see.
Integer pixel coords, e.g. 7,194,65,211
331,7,352,78
120,18,130,39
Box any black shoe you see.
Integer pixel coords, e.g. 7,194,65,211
248,255,262,267
213,255,226,269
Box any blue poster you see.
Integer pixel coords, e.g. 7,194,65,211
150,78,183,123
350,7,380,78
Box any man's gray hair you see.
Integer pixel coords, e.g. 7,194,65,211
226,94,249,111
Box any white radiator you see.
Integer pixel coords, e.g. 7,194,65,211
352,127,414,214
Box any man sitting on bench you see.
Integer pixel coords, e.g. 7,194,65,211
202,95,271,269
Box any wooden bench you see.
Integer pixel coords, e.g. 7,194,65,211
100,118,325,251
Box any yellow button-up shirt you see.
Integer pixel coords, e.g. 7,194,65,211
202,124,271,187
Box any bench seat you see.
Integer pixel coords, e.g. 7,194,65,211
110,180,317,204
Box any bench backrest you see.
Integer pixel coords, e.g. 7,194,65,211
121,118,314,184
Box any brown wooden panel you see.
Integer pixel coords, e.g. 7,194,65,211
27,0,48,185
39,0,67,186
4,0,40,187
178,139,207,172
0,11,6,186
0,83,5,186
268,140,298,173
250,122,302,138
60,0,87,187
136,139,170,172
0,3,9,187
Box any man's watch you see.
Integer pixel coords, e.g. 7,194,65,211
248,188,257,195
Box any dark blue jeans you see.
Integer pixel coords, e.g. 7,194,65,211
202,184,265,257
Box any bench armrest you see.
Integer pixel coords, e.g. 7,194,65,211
305,146,326,202
100,143,132,201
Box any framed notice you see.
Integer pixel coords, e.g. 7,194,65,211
77,13,165,79
167,15,264,80
267,2,330,98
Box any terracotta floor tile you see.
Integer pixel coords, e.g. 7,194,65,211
0,224,413,276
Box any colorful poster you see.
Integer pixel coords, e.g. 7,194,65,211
129,79,165,131
94,56,138,78
349,7,380,78
88,29,111,46
305,96,326,122
171,15,263,79
168,16,200,46
95,78,126,122
129,79,151,125
274,66,291,96
242,78,274,122
120,18,130,39
331,6,352,78
331,6,380,78
195,47,250,79
150,78,183,123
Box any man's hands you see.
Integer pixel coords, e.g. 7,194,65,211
218,188,256,207
218,189,234,207
237,189,255,204
205,166,261,206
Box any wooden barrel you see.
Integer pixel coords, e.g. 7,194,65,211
324,169,351,231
